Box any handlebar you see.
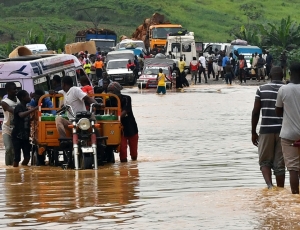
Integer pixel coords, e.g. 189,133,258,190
57,103,103,116
89,103,104,113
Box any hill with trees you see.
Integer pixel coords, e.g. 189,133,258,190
1,0,300,62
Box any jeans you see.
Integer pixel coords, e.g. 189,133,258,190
225,73,232,84
191,70,198,81
198,67,207,83
239,69,246,83
96,68,103,80
207,64,215,78
3,133,14,165
12,137,31,163
120,133,139,160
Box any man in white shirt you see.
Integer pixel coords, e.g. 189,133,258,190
1,82,19,165
276,62,300,194
198,53,208,83
53,76,99,138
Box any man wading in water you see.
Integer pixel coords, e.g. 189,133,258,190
276,63,300,194
252,66,285,189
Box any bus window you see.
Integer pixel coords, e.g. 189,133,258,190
33,76,50,92
182,43,191,52
172,43,181,53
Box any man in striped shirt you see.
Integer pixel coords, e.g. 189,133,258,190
251,66,285,189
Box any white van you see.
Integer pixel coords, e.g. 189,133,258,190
166,32,196,70
0,54,86,127
24,44,48,54
106,50,136,85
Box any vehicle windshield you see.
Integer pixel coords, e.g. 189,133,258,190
119,41,145,50
94,41,115,52
107,60,128,69
143,67,169,75
205,44,222,53
152,27,183,39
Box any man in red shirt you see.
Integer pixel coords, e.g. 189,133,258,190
190,57,199,82
127,60,136,71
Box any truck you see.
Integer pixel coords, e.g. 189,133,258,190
75,28,118,52
166,31,196,70
131,13,183,51
148,24,183,50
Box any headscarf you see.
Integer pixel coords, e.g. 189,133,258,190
107,82,123,93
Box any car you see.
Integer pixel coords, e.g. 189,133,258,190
106,59,136,85
137,65,173,89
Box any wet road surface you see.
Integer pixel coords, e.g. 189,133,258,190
0,83,297,229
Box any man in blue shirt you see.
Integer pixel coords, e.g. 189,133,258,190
28,89,55,115
222,52,230,79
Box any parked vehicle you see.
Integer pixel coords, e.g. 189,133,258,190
75,28,117,50
203,43,231,56
89,39,115,53
137,58,177,89
116,39,146,56
106,50,136,85
165,31,196,71
148,24,183,49
0,53,86,128
226,45,262,59
24,44,48,54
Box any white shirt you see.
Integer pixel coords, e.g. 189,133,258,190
199,56,206,68
2,97,19,136
59,87,87,119
276,83,300,140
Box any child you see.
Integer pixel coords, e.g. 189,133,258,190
12,90,38,167
156,68,170,95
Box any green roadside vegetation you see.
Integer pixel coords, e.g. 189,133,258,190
1,0,300,63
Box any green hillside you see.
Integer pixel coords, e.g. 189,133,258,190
0,0,300,44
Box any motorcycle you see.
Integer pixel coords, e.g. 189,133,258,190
56,103,107,170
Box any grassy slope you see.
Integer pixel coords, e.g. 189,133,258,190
0,0,300,44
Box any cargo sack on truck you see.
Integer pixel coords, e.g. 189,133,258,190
231,39,248,46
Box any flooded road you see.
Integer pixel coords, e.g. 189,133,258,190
0,84,297,229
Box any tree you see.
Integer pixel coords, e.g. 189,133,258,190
231,25,261,46
259,16,300,50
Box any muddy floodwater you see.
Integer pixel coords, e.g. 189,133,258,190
0,84,298,229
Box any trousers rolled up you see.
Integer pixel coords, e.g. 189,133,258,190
120,133,138,161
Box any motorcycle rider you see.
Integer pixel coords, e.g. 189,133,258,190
50,76,100,139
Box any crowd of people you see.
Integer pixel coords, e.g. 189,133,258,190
1,46,140,166
190,49,279,85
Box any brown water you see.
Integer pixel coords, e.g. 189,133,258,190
0,84,298,229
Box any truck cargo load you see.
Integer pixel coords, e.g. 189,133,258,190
131,13,183,50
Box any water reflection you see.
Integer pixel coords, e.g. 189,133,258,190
0,85,299,229
2,163,140,227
